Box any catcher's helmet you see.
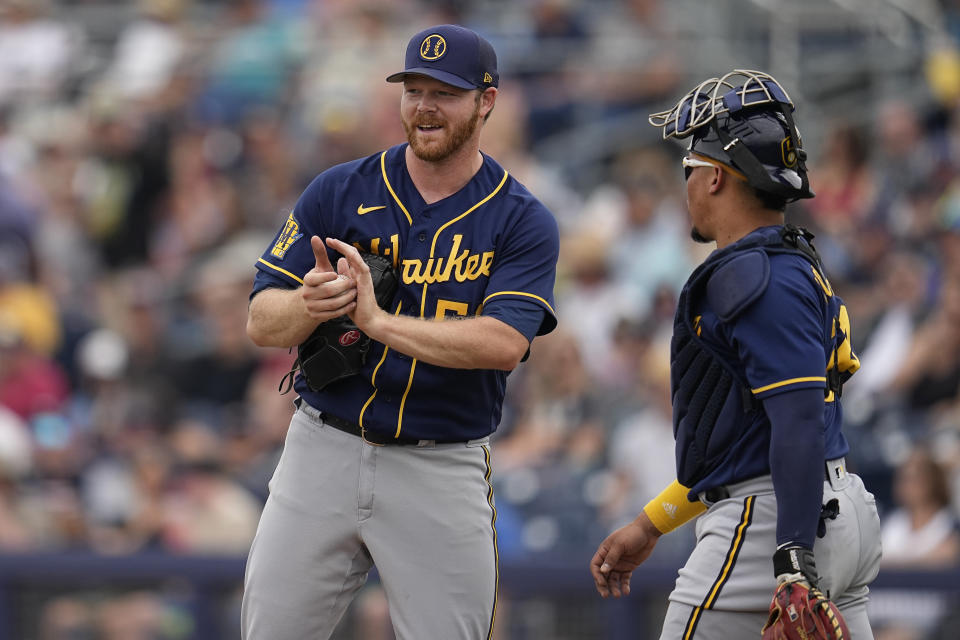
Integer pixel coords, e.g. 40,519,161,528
649,70,814,201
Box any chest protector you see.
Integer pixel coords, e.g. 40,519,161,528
671,225,853,489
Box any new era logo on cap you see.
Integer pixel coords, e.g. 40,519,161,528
386,24,499,90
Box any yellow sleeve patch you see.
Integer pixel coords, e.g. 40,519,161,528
270,213,303,259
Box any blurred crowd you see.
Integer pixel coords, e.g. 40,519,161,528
2,0,960,637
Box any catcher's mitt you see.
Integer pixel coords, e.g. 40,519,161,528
279,252,398,393
761,579,850,640
761,546,850,640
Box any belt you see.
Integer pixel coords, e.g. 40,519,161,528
319,412,469,447
320,413,422,446
700,457,847,505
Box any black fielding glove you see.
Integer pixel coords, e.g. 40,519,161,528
279,253,398,394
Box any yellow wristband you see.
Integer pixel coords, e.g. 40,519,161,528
643,479,707,534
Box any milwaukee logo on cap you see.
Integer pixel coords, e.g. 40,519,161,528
420,34,447,60
386,24,499,90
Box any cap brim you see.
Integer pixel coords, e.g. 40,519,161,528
385,68,478,90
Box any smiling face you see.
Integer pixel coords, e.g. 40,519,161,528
400,75,492,162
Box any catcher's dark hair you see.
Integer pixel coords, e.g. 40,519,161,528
752,186,787,213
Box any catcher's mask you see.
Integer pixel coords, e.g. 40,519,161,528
649,70,814,202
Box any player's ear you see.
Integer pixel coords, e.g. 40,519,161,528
479,87,497,119
708,166,725,195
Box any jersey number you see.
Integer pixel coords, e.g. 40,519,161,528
826,303,860,402
435,299,470,319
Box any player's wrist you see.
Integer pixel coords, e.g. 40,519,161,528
635,510,664,539
772,545,818,586
359,307,390,342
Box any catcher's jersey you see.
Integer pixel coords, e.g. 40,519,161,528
251,144,559,441
676,226,859,495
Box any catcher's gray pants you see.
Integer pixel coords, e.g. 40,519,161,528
241,404,499,640
659,462,882,639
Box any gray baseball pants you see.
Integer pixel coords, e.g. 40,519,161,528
241,404,499,639
659,462,882,639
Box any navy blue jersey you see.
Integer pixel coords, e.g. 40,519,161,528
251,144,559,441
684,226,858,493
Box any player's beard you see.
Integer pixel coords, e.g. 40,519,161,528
690,227,711,243
404,100,482,162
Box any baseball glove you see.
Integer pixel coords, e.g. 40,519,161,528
761,579,850,640
279,252,398,394
761,547,850,640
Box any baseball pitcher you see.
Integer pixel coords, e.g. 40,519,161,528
242,24,560,640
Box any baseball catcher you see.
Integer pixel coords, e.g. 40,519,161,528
590,70,881,640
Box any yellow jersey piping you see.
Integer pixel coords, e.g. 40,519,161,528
395,359,417,438
482,290,556,316
429,170,509,255
257,258,304,284
751,376,827,395
392,284,426,437
359,301,403,428
380,150,413,225
392,172,508,438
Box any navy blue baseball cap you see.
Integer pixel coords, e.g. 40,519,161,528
386,24,499,90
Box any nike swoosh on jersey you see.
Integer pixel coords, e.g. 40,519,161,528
357,204,387,215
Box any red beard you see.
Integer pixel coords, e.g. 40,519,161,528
403,103,482,162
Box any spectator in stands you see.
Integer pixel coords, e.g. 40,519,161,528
492,328,609,556
873,98,944,222
0,406,33,550
602,330,672,521
150,126,240,276
888,274,960,418
842,249,934,423
0,0,84,106
169,240,261,427
98,0,193,102
554,233,633,381
194,0,303,125
160,420,260,553
38,596,94,640
0,314,68,422
871,445,960,640
882,446,960,567
806,120,877,235
294,2,407,163
511,0,591,144
577,0,683,117
231,109,302,229
600,150,692,322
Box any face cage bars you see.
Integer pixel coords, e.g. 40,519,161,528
648,69,794,140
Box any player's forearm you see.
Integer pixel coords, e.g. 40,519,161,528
247,288,319,348
365,312,528,370
764,388,826,550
